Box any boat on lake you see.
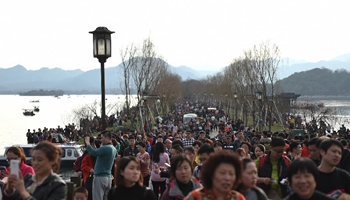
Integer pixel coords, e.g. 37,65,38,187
33,106,40,112
23,109,35,116
0,143,83,170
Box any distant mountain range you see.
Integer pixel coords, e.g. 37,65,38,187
0,64,218,94
0,53,349,95
278,53,350,79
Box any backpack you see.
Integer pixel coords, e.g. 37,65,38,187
117,138,126,156
73,150,88,172
259,155,290,168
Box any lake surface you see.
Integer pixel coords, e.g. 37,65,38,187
0,95,349,155
0,94,137,155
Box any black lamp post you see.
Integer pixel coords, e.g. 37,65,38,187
256,91,263,131
89,27,114,130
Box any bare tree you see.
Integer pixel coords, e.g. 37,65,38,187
120,44,137,116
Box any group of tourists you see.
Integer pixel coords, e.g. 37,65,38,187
2,99,350,200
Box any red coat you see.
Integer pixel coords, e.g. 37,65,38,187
81,154,95,184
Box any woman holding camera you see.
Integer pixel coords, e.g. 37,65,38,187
3,141,67,200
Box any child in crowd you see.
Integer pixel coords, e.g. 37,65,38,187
73,187,88,200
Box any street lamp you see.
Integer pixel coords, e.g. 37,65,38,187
233,92,238,120
89,27,115,130
256,91,263,131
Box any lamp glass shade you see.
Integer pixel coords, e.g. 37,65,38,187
106,39,111,56
93,39,97,56
97,39,105,55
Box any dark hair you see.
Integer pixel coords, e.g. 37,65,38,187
340,139,347,147
197,144,214,155
289,142,300,152
101,130,112,139
172,139,184,148
138,142,146,148
214,141,223,147
152,142,165,163
6,146,26,163
192,141,202,147
172,144,184,155
286,158,319,185
32,141,62,173
319,139,343,154
73,187,88,197
170,155,194,181
255,144,265,153
308,137,321,148
271,137,285,147
237,158,255,191
200,150,242,189
115,156,143,187
240,141,252,151
184,146,195,155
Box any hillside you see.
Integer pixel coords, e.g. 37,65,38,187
278,68,350,96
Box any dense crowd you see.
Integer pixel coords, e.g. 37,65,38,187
2,100,350,200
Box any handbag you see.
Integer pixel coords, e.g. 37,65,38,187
84,174,94,200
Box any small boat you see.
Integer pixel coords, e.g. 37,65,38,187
23,109,35,116
33,106,40,112
0,143,83,170
29,100,39,103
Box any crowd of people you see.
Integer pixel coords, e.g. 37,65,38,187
2,100,350,200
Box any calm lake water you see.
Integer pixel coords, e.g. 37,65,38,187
0,95,349,155
0,94,137,155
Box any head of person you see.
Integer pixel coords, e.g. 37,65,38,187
237,131,244,140
185,132,192,139
197,144,214,165
225,135,233,143
128,136,136,147
236,148,246,158
308,137,322,161
254,144,265,158
73,187,88,200
240,142,252,154
192,141,202,155
152,142,165,162
200,150,242,194
170,155,194,184
115,156,143,187
171,144,184,159
137,142,146,153
164,139,172,149
157,135,164,143
319,139,343,166
237,158,258,191
101,130,112,145
286,158,319,199
31,141,62,174
214,141,223,152
270,137,285,160
184,146,196,163
6,146,26,164
289,142,301,155
198,131,206,139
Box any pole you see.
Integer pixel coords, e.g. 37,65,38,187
99,58,106,130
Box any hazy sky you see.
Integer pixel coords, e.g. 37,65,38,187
1,0,349,71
